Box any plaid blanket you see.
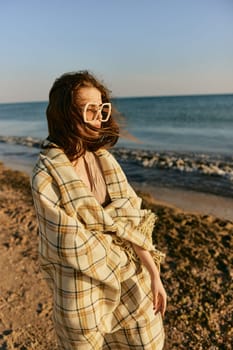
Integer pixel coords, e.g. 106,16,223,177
31,143,164,343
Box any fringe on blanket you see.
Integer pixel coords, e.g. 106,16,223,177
112,211,165,271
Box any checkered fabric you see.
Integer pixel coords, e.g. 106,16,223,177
31,142,165,349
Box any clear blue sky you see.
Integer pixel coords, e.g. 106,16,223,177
1,0,233,102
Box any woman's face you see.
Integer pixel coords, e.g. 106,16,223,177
77,86,102,131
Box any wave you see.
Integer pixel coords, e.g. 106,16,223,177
1,135,233,182
0,135,42,148
111,148,233,182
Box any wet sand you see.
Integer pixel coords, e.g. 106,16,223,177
0,162,232,349
133,183,233,221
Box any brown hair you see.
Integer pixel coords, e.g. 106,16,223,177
46,71,120,161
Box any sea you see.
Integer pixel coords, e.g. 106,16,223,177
0,94,233,198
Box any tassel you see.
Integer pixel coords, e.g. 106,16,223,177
112,211,165,271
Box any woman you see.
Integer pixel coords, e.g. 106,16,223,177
31,71,167,349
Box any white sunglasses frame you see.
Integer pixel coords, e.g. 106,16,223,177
83,102,112,124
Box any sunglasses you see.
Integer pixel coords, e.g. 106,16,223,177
82,102,111,124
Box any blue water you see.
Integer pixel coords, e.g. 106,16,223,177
0,101,48,138
113,94,233,154
0,94,233,197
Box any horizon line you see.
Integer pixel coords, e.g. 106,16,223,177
0,91,233,105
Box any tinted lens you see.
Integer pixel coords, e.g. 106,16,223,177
83,103,111,123
85,104,99,121
101,104,110,121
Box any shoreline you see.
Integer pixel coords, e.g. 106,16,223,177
1,159,233,222
132,182,233,222
1,137,232,199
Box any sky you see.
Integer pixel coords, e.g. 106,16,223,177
0,0,233,102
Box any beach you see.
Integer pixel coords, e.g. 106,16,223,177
0,161,232,349
0,94,232,348
1,0,233,345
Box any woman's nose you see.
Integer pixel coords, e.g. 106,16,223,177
94,110,102,126
93,120,101,128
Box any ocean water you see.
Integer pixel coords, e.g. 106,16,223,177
114,94,233,154
0,94,233,197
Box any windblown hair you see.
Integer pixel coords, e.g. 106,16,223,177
46,71,120,161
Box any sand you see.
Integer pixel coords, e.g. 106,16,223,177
0,162,232,349
133,183,233,222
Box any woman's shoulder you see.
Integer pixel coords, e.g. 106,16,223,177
31,144,64,187
95,147,117,160
31,156,51,190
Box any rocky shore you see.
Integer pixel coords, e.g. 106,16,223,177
0,162,232,349
1,135,233,182
111,148,233,181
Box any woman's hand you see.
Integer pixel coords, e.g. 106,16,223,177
133,244,167,317
150,272,167,317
